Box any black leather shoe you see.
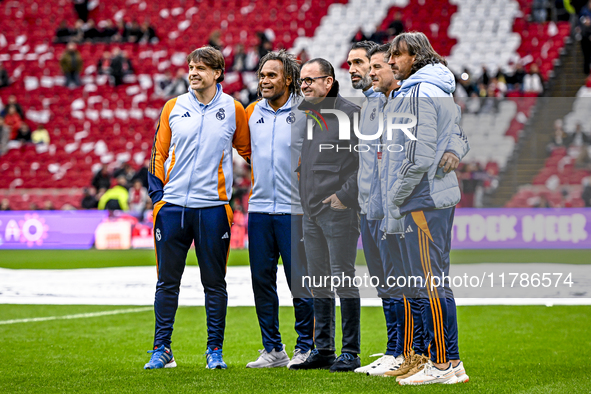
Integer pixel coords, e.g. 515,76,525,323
289,349,335,370
329,353,361,372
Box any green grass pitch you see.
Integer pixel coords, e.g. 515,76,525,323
0,304,590,393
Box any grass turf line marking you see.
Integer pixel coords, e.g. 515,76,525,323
0,307,152,325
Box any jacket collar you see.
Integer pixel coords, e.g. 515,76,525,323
188,83,223,110
260,93,297,113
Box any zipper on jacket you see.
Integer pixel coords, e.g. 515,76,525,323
182,111,206,228
271,114,277,213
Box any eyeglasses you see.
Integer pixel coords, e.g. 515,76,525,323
298,76,330,86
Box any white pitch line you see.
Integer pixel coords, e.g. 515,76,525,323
0,307,152,325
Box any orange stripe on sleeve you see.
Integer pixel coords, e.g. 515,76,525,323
245,100,258,122
150,98,177,182
233,100,251,161
217,152,228,201
152,200,167,278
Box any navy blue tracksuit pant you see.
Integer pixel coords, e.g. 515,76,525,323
153,202,232,350
248,213,314,353
403,208,460,363
359,214,398,356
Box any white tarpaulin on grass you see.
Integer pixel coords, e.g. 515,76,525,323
0,264,590,306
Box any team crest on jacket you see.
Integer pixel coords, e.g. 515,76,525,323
155,228,161,241
370,108,376,121
216,108,225,120
286,112,295,124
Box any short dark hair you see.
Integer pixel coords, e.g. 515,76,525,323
302,58,338,92
186,46,225,83
257,49,302,97
390,32,447,76
368,43,391,59
350,41,378,59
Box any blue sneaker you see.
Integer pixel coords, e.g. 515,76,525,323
144,345,177,369
205,347,227,369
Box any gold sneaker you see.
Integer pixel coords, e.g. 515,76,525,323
395,355,429,381
383,350,415,377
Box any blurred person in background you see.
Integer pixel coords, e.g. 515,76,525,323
31,124,50,145
110,48,134,86
55,20,73,44
579,1,591,75
582,176,591,207
128,179,148,218
0,117,9,155
165,69,190,98
15,123,31,143
114,162,135,187
60,43,83,88
0,61,9,88
43,201,55,210
4,105,22,140
523,64,544,94
127,21,143,43
1,95,24,118
70,19,85,43
97,51,112,76
113,19,129,43
548,119,568,152
72,0,89,22
98,176,129,211
81,187,98,209
83,19,101,42
565,123,591,147
140,21,158,44
0,198,10,211
100,20,118,43
92,165,111,191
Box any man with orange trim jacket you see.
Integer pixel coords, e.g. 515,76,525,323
144,46,250,371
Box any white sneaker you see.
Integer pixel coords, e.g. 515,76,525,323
366,354,405,376
354,353,385,374
453,361,469,383
398,361,459,385
286,348,311,369
246,345,290,368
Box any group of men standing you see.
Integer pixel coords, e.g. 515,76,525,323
143,32,470,386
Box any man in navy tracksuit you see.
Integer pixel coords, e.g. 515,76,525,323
386,32,470,385
244,50,314,369
144,47,251,370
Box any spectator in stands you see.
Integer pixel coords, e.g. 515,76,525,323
140,21,157,44
71,19,85,43
350,28,368,43
1,95,24,118
164,69,189,97
4,106,22,140
466,92,481,113
60,43,83,88
31,124,50,145
128,179,148,218
575,145,591,170
100,20,118,43
297,48,310,65
387,11,405,36
110,48,134,86
0,198,10,211
113,162,135,187
232,44,247,72
208,30,223,50
532,0,549,22
565,123,591,147
113,19,129,43
81,187,98,209
72,0,89,22
0,61,10,88
83,19,101,42
580,4,591,75
155,70,173,98
0,117,8,155
127,21,143,43
582,176,591,207
43,201,55,210
534,195,552,208
477,65,490,87
548,119,568,151
523,64,544,94
97,51,112,75
459,163,480,207
98,176,129,211
29,202,39,210
506,62,526,91
55,20,72,44
92,165,111,191
15,123,32,143
369,23,388,44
